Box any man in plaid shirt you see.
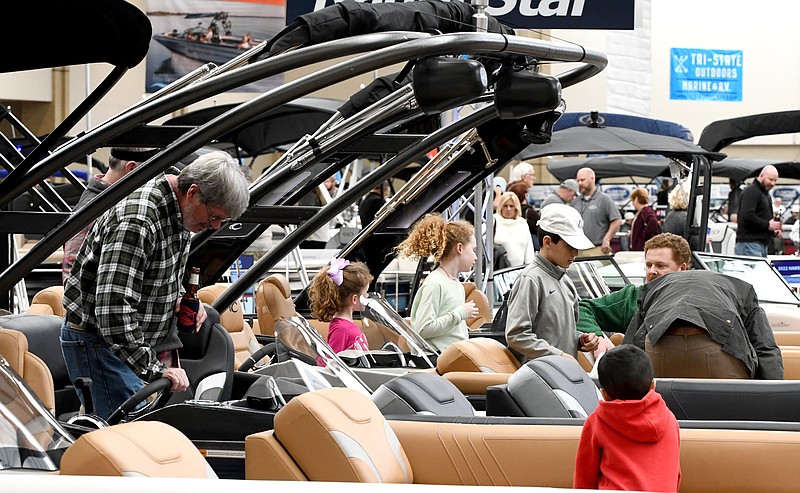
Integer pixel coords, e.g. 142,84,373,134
61,151,250,419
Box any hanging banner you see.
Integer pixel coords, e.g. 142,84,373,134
144,0,286,93
670,48,743,102
287,0,636,30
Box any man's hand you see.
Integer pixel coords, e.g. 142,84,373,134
163,367,190,392
770,219,782,236
195,302,207,331
600,238,612,254
579,333,600,352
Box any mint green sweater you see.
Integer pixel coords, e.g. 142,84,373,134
577,284,641,336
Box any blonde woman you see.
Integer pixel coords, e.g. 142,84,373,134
662,186,688,237
494,191,535,266
395,214,480,351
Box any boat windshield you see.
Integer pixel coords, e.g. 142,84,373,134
274,316,372,395
695,252,800,305
360,293,438,366
0,356,74,471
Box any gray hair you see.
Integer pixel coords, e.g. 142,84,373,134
177,151,250,219
510,161,534,182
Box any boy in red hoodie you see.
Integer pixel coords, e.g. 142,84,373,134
574,344,681,492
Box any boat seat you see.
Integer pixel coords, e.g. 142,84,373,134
781,346,800,380
170,306,234,403
435,337,520,396
773,331,800,346
0,313,77,417
655,378,800,422
27,285,65,317
486,355,600,418
256,274,297,336
462,282,491,329
198,283,267,370
763,304,800,332
0,328,55,414
60,421,217,478
370,372,475,417
246,387,413,482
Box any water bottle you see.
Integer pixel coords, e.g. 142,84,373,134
177,267,201,333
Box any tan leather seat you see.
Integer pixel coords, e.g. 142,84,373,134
435,337,520,396
462,282,492,329
256,274,297,336
60,421,217,478
437,337,520,374
198,283,266,370
0,328,55,414
27,286,65,317
246,387,413,482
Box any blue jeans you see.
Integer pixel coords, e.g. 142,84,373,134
60,322,145,420
735,241,768,257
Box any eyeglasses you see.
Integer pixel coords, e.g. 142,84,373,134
204,202,231,225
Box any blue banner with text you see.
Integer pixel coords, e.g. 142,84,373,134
670,48,743,102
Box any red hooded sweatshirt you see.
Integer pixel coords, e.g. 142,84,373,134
573,389,681,492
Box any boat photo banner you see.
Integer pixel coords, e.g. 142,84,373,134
144,0,286,93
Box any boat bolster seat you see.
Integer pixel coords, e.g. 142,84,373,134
256,274,297,336
371,372,475,417
487,355,600,418
60,421,217,478
246,387,413,483
197,283,266,370
0,328,55,414
28,285,65,317
462,282,491,329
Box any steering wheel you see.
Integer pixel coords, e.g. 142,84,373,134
237,342,277,372
105,377,172,425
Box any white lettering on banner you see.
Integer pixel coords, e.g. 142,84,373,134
493,0,586,17
680,81,732,92
313,0,588,18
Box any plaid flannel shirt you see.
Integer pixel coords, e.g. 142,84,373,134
63,172,190,380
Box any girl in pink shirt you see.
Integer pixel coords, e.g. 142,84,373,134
308,259,373,360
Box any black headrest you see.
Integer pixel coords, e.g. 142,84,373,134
177,305,219,360
507,355,600,418
371,372,474,417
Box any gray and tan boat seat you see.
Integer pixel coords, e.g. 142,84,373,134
0,313,77,417
486,355,600,418
27,285,65,317
462,282,491,329
370,371,475,417
198,283,267,370
255,274,297,337
246,386,800,491
435,337,519,396
246,387,413,482
0,328,55,414
61,421,217,478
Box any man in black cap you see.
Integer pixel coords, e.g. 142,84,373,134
62,147,156,282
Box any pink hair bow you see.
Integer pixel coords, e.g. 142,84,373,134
327,258,350,286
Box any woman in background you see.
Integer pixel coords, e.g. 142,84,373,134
494,191,535,266
662,186,688,237
629,188,660,250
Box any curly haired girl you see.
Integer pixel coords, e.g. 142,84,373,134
394,213,480,351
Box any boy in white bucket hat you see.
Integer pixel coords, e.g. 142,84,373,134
505,204,600,363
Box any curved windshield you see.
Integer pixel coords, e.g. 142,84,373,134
0,356,74,471
274,316,372,395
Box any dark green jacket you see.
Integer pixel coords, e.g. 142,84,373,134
577,284,641,336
